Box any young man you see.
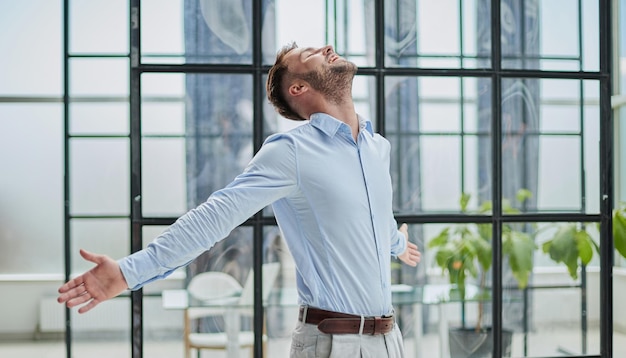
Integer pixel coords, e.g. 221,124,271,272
58,43,421,357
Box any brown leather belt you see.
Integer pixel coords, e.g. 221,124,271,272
298,306,394,335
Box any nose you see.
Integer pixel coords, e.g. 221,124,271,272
321,45,334,55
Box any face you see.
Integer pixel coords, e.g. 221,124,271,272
284,45,357,101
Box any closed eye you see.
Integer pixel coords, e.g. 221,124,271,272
300,47,316,60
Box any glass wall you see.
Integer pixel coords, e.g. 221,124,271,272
0,0,618,358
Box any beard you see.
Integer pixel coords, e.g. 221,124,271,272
299,60,357,104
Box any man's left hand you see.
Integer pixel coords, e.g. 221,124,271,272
398,223,421,267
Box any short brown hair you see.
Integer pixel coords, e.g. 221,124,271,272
266,43,307,121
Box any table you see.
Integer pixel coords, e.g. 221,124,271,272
163,283,482,358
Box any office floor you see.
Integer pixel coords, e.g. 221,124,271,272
1,328,625,358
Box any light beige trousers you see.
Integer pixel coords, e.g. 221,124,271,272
289,321,405,358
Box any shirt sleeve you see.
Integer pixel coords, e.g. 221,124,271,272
390,228,407,258
119,133,298,290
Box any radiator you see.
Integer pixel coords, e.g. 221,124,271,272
38,297,129,332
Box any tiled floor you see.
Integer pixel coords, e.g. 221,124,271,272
1,328,625,358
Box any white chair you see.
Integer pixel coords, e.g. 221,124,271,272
185,263,281,358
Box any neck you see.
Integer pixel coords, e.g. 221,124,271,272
323,103,359,140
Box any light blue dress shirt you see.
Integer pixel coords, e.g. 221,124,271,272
118,113,407,316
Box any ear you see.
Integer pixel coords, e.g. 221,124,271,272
287,81,309,97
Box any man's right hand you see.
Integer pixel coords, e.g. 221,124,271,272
57,249,129,314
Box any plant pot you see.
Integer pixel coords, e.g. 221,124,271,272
448,327,512,358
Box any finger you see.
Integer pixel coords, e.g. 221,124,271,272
66,291,92,308
78,299,100,314
406,259,417,267
80,249,104,265
58,283,87,304
58,275,84,294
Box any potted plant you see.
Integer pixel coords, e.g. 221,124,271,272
429,191,626,358
428,189,536,358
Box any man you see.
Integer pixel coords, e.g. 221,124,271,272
58,43,421,357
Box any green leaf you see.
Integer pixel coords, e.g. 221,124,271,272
516,188,533,203
479,200,492,214
463,254,479,278
428,228,450,248
504,231,536,288
460,193,471,213
502,199,518,214
477,223,492,241
574,230,594,265
434,246,454,269
470,235,492,271
543,225,580,279
614,209,626,259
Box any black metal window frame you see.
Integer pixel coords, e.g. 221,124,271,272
59,1,614,357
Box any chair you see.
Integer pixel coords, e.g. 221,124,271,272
184,263,281,358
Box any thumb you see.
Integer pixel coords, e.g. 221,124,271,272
79,249,104,265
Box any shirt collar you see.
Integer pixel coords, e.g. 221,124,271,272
310,113,374,138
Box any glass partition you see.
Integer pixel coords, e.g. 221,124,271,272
0,0,616,358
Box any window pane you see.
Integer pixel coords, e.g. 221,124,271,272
0,1,62,96
142,138,187,217
269,0,374,67
142,102,185,136
527,221,601,356
70,0,128,54
70,58,129,96
70,138,130,215
142,0,266,65
264,226,295,356
422,223,495,358
140,0,184,63
386,0,491,69
502,79,600,214
72,298,131,356
386,76,492,214
0,104,63,274
417,0,460,56
182,74,253,208
502,0,600,72
70,103,129,135
353,75,376,127
71,219,130,274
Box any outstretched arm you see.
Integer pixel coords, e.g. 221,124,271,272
57,249,129,314
397,223,421,267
